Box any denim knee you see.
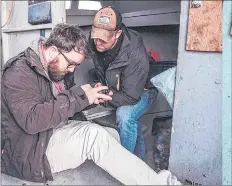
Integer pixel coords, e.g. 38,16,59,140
116,106,132,124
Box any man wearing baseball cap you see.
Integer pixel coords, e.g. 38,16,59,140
89,6,156,160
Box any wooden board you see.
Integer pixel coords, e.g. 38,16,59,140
186,0,222,52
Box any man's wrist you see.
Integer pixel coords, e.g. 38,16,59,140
71,85,90,108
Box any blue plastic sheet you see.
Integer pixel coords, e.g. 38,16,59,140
150,67,176,108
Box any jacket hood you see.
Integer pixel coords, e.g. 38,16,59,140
123,26,144,50
27,37,47,70
108,26,144,69
2,37,49,80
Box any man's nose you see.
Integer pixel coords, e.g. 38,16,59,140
67,66,75,73
96,38,102,45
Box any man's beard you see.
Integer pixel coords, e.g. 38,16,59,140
47,58,66,82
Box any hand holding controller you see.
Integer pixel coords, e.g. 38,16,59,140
91,83,112,95
81,84,112,105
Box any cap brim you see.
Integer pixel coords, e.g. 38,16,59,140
91,27,114,43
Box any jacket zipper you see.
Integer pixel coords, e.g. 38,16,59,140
116,74,120,91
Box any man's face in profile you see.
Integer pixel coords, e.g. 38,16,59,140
47,49,85,82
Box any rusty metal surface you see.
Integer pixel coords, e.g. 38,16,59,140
186,0,222,52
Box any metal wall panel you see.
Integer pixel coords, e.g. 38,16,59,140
222,1,232,185
2,1,65,63
169,1,222,185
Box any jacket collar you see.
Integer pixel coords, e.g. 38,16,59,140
91,26,131,71
107,31,130,70
25,47,52,81
2,46,51,82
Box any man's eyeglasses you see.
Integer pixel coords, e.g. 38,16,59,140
58,49,81,69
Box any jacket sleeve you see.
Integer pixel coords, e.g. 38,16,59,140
108,54,149,108
2,62,90,134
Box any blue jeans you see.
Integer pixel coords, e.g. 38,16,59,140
116,89,156,160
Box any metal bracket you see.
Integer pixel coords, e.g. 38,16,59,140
191,0,202,8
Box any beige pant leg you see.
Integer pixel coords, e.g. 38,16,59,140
46,120,181,185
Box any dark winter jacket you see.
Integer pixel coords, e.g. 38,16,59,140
1,46,89,183
90,27,150,108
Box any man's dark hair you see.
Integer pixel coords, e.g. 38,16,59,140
44,23,92,57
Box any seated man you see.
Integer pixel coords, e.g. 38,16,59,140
89,6,156,159
1,23,181,185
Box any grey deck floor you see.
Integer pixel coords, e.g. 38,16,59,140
1,160,121,185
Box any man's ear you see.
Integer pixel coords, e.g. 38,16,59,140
115,30,122,39
48,46,59,60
